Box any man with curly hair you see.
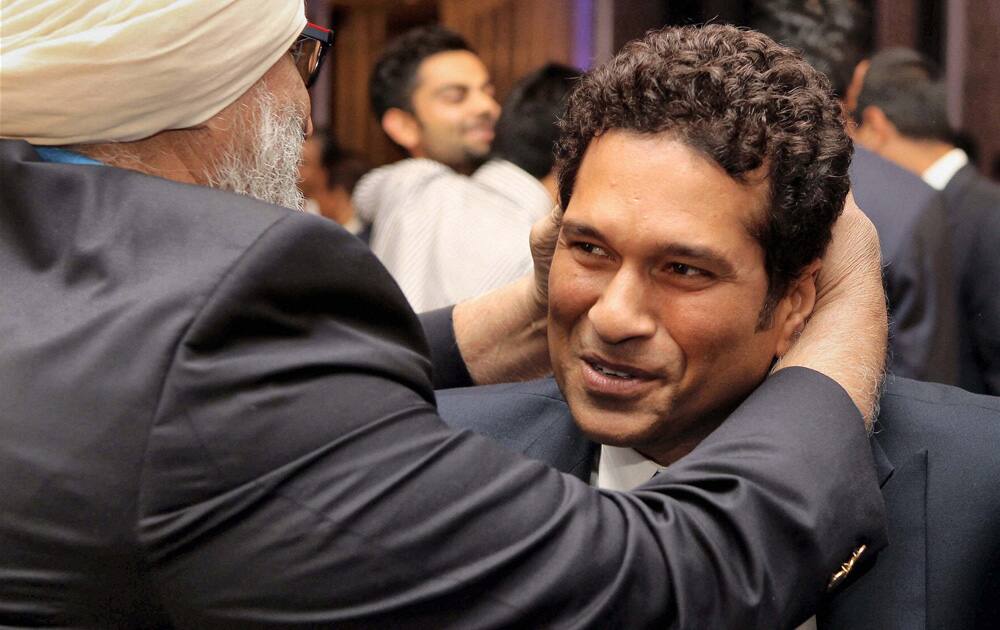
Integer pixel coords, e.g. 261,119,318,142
441,23,1000,630
550,24,854,470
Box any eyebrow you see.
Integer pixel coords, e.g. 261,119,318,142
432,84,469,96
562,219,738,277
431,79,493,96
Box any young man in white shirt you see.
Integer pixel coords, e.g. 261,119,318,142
357,49,576,310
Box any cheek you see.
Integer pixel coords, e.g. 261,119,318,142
665,290,764,371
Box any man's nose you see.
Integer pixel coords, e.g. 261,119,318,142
587,268,657,345
471,89,500,119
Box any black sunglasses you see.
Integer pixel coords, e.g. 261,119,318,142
290,22,334,88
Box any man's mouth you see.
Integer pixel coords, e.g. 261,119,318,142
465,125,494,139
580,355,658,396
589,362,636,379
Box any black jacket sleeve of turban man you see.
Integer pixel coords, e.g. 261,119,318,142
0,141,885,629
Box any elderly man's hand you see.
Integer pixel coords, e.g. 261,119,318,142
775,192,888,426
449,205,562,385
528,203,564,314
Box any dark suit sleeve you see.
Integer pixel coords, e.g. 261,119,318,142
138,212,886,628
419,306,474,389
886,196,960,384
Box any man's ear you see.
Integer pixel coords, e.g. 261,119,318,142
843,59,870,119
855,105,896,151
381,108,421,153
774,259,822,358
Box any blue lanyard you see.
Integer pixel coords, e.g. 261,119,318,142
34,147,103,165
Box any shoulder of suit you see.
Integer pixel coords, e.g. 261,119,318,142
877,377,1000,447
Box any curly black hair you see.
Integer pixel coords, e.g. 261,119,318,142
555,24,852,326
369,25,472,120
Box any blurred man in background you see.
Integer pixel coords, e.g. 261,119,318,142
298,129,372,240
369,25,498,175
753,0,960,386
853,48,1000,394
357,61,577,310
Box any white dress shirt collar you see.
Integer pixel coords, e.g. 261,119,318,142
921,148,968,191
595,444,666,491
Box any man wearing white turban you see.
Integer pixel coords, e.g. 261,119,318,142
0,1,891,627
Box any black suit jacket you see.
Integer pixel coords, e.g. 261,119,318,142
1,140,885,628
850,147,960,385
942,163,1000,395
438,377,1000,629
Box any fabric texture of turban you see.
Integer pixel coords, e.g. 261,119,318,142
0,0,307,145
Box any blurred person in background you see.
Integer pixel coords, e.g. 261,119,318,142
369,25,498,175
853,48,1000,394
298,129,372,240
0,0,891,625
356,62,578,311
752,0,960,386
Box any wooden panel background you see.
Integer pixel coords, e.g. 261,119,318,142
319,0,999,177
959,0,1000,176
441,0,574,101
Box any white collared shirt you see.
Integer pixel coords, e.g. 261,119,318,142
594,444,665,491
921,148,968,191
353,158,554,311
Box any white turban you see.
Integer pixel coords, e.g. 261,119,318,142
0,0,306,145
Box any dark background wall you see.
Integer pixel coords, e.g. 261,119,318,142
307,0,999,179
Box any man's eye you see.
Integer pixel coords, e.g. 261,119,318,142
669,262,706,277
576,242,610,258
440,88,467,103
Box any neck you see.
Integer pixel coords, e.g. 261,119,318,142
409,148,473,175
72,126,221,186
878,137,955,177
635,405,735,467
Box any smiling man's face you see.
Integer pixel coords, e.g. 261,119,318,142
548,131,805,465
408,50,499,171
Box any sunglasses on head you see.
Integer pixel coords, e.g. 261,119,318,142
290,22,334,88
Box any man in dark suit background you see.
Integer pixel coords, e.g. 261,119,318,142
852,48,1000,395
0,1,891,627
752,0,961,386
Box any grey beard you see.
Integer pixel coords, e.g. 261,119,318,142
208,88,306,211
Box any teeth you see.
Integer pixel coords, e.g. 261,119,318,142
593,363,634,379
